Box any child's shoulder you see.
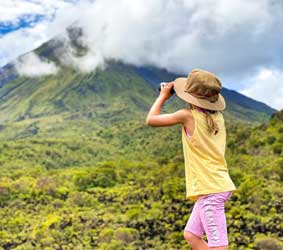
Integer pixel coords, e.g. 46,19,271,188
176,108,194,122
178,108,193,115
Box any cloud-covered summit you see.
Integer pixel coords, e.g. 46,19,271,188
76,0,283,78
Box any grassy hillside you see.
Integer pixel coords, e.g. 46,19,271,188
0,26,276,142
0,60,276,141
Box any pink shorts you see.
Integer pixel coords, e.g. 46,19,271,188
184,191,232,247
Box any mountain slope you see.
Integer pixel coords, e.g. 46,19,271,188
0,28,277,140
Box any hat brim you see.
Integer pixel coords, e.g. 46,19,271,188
173,77,226,111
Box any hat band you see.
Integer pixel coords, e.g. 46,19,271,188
186,91,219,103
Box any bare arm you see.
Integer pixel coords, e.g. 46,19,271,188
146,82,187,127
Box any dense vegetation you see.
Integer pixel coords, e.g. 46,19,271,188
0,111,282,250
0,26,281,250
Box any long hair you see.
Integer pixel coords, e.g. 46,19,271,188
187,103,219,135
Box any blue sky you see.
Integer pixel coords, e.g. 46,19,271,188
0,14,45,36
0,0,282,110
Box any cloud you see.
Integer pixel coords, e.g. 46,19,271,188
15,52,58,77
0,1,44,23
240,68,283,110
0,0,75,23
54,33,106,73
60,49,106,73
0,0,81,67
72,0,283,79
1,0,282,93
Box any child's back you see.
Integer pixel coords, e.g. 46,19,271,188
182,107,236,201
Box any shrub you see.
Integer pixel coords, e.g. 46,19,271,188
238,147,248,154
249,138,265,149
267,136,276,145
99,240,124,250
278,127,283,133
235,130,251,143
67,191,95,207
254,236,282,250
272,144,282,155
99,228,114,243
115,227,138,244
74,163,117,190
94,165,117,188
36,177,58,195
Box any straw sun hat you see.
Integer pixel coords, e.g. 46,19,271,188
173,69,226,111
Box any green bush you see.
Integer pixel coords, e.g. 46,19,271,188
278,127,283,133
99,228,114,243
254,235,282,250
267,136,276,145
115,227,138,244
273,143,282,155
94,164,117,188
74,163,117,190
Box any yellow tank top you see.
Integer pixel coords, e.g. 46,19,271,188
182,109,236,201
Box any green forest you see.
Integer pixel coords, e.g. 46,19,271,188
0,108,282,250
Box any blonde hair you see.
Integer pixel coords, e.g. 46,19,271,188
187,103,219,135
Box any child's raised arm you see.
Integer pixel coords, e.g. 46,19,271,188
146,82,190,127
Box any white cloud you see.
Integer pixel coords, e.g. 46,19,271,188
0,0,283,91
15,52,58,76
241,68,283,110
0,0,73,22
72,0,282,77
60,49,106,73
0,24,50,66
54,34,106,73
0,1,79,66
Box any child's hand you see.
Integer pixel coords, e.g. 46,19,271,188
159,82,174,101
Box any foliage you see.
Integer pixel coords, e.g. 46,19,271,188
0,111,282,249
0,30,280,249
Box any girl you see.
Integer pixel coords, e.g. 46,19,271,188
146,69,236,250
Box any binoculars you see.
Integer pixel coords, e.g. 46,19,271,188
158,82,175,94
